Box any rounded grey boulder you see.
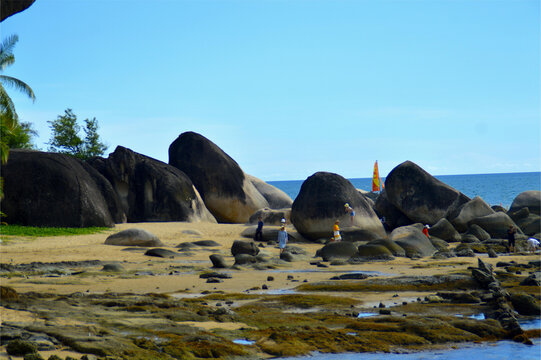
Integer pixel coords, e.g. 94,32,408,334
316,242,359,261
449,196,495,232
105,228,164,247
509,190,541,215
390,224,437,258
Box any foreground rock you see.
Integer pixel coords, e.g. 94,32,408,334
104,228,164,247
89,146,216,223
2,150,116,227
390,224,437,258
169,132,291,223
291,172,385,240
385,161,470,225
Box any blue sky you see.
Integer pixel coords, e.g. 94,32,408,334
2,0,540,181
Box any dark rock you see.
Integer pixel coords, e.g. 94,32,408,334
290,172,385,240
384,161,470,225
231,240,260,256
491,205,507,213
455,244,476,258
487,248,498,258
432,250,456,259
510,293,540,316
144,248,179,258
89,146,216,223
514,214,541,236
176,242,197,250
209,254,227,269
267,276,274,281
430,237,450,251
168,132,278,223
373,189,413,231
206,278,223,283
6,339,37,356
316,241,359,261
509,190,541,215
199,272,232,279
191,240,221,247
436,291,481,303
105,228,163,247
356,244,394,260
449,196,495,232
0,286,19,302
234,254,258,265
249,208,291,226
519,273,540,287
461,234,481,244
509,207,530,221
428,218,461,242
367,238,406,257
330,273,370,280
468,212,521,239
391,224,437,258
379,309,391,315
280,251,295,262
101,264,124,272
2,150,115,227
262,284,268,290
465,224,491,241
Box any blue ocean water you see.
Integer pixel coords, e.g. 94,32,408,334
269,172,541,208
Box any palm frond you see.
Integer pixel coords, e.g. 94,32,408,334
0,54,15,72
0,84,17,123
0,75,35,101
0,35,18,65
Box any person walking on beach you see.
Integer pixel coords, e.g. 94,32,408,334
344,203,355,225
254,216,264,242
277,225,288,254
422,225,430,239
507,225,517,253
333,220,342,242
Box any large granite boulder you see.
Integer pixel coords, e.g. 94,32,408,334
465,224,491,242
373,190,412,231
515,214,541,236
449,196,495,232
390,224,437,258
428,218,461,242
231,240,260,256
367,238,406,257
385,161,470,225
246,174,293,209
168,132,289,223
2,150,115,227
316,241,359,261
249,208,291,225
509,190,541,215
104,229,163,247
89,146,216,223
290,172,385,240
467,212,522,239
356,244,394,260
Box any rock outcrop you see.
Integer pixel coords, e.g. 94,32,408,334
385,161,470,225
169,132,291,223
467,212,521,239
449,196,495,232
89,146,215,223
390,224,437,258
509,190,541,215
2,150,115,227
104,229,164,247
290,172,385,240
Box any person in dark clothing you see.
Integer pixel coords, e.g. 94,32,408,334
507,225,517,253
254,216,264,242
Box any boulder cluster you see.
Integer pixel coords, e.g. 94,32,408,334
2,132,291,227
2,132,539,264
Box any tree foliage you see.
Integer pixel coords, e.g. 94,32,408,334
48,108,108,160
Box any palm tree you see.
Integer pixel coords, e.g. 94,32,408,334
0,34,35,200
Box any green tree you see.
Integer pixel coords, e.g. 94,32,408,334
0,34,35,201
48,108,108,160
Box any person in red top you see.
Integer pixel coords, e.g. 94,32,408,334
422,225,430,239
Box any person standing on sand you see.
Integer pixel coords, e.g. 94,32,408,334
344,203,355,225
507,225,517,253
422,225,430,239
333,220,342,242
277,225,288,254
254,216,263,242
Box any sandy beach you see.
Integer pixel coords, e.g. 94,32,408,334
1,221,539,359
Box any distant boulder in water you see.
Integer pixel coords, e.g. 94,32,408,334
290,172,386,241
385,161,470,225
168,132,292,223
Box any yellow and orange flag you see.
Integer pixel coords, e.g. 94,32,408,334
372,161,384,192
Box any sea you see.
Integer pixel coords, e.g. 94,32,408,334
269,172,541,209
